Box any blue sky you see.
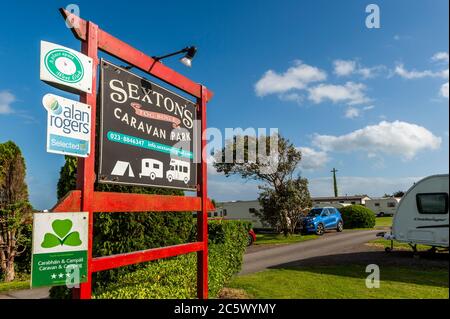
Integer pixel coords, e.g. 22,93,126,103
0,0,448,209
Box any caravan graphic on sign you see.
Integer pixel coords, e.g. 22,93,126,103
139,159,164,180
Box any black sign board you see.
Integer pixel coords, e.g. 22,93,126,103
98,60,198,190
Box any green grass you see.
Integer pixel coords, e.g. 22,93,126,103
375,216,393,227
367,238,432,251
228,265,449,299
255,233,318,245
0,280,30,293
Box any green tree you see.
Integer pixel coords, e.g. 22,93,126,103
257,178,312,235
214,134,312,235
0,141,32,282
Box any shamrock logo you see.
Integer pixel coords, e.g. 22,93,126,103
41,219,82,248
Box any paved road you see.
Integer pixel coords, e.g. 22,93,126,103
241,230,380,275
0,287,49,299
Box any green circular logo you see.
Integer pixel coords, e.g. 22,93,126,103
44,48,84,83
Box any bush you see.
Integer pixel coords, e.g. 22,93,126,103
93,220,250,299
339,205,376,229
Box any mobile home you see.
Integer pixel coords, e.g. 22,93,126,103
383,174,449,250
215,200,267,229
365,197,401,217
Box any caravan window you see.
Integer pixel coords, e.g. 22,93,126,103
153,163,160,169
416,193,448,215
183,166,188,173
387,202,396,208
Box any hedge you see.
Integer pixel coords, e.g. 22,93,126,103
93,220,249,299
339,205,376,229
50,220,249,299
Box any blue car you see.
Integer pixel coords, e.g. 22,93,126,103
301,207,344,235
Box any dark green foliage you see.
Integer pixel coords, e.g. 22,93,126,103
0,141,32,282
93,220,249,299
257,177,312,234
339,205,376,229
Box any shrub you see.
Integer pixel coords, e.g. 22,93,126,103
339,205,376,229
93,220,250,299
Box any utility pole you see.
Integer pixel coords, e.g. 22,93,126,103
331,168,338,197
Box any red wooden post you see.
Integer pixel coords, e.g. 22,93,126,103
73,21,99,300
197,85,208,299
57,8,213,300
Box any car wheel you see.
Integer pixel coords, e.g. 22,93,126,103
247,234,254,246
336,221,343,232
315,224,325,236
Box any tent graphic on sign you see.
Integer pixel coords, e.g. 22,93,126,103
111,161,135,177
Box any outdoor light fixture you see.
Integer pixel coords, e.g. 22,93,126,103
152,46,197,67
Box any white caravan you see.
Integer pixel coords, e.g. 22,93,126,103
166,159,190,184
383,174,449,250
139,159,163,180
365,197,401,217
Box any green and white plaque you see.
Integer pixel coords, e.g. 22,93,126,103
31,212,88,288
40,41,93,94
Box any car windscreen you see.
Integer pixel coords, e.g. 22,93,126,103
308,208,322,217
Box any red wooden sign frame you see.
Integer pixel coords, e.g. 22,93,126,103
51,8,214,299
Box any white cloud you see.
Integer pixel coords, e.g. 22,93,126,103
333,60,356,76
308,82,370,105
255,60,327,97
440,82,449,99
297,147,329,171
394,64,449,80
333,59,383,79
207,155,219,176
344,105,375,119
344,106,360,119
208,179,260,202
432,52,449,64
312,120,441,160
309,176,422,198
0,90,15,114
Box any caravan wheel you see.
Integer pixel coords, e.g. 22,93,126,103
167,175,173,182
150,173,156,180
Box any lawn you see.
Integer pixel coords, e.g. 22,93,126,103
255,233,318,245
227,265,449,299
367,238,432,252
375,216,393,227
0,280,30,293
